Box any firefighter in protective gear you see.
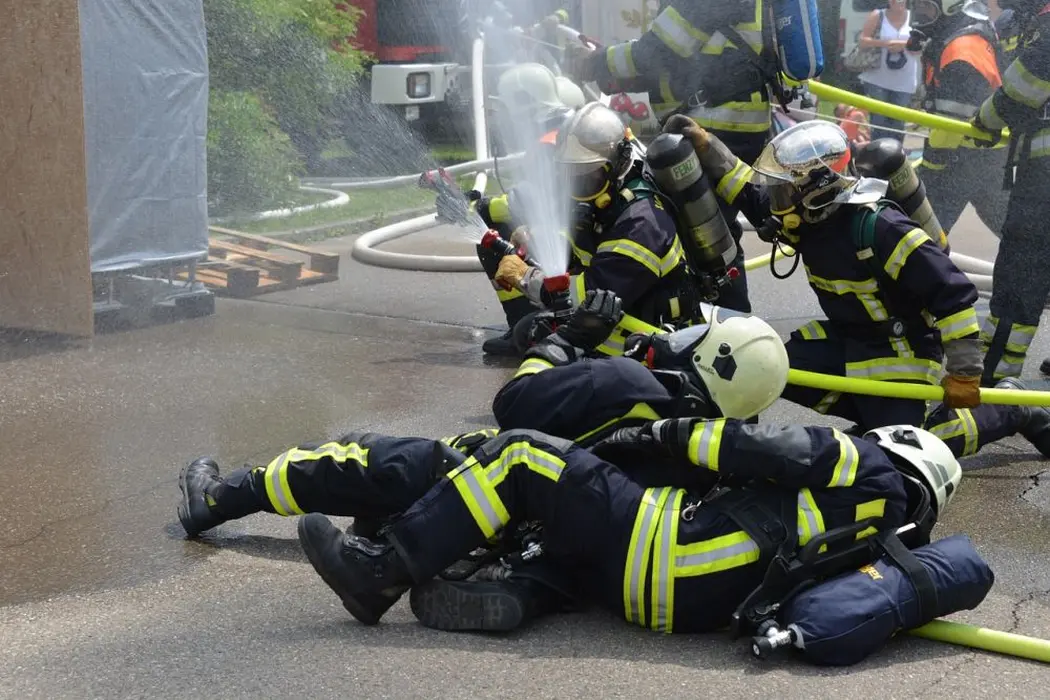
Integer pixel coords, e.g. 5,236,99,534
294,421,959,632
564,1,774,315
910,0,1010,235
494,102,706,356
996,7,1024,71
473,63,577,356
682,119,1050,456
972,0,1050,383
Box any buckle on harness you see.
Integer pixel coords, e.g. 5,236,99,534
686,90,706,109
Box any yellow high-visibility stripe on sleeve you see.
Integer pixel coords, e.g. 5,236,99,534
686,419,726,471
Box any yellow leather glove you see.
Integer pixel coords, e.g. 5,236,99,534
941,374,982,409
495,255,531,291
663,114,710,153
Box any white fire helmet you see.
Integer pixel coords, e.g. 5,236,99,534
864,425,963,516
662,311,790,419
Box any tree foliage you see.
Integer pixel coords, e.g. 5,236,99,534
204,0,369,215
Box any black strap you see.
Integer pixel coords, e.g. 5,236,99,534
708,490,793,564
877,531,940,623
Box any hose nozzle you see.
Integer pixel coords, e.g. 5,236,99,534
542,274,570,294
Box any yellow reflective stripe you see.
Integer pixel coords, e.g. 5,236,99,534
659,73,675,103
484,441,566,487
978,96,1007,130
607,43,638,78
797,320,827,340
596,238,679,277
450,459,509,540
978,313,998,343
1003,59,1050,108
845,357,942,384
716,160,751,203
624,487,672,626
568,273,586,306
935,307,980,342
797,488,826,548
488,196,511,223
700,24,763,54
496,287,525,302
574,402,662,444
806,270,891,323
595,313,664,357
651,7,708,57
1031,130,1050,158
686,419,726,471
689,101,771,132
554,9,569,23
828,429,860,488
513,357,554,378
928,418,965,441
854,498,886,540
571,241,592,266
650,489,684,633
263,442,368,516
814,391,841,414
674,530,760,577
884,229,929,281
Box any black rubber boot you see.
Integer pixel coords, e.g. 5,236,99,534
177,458,227,538
997,377,1050,458
482,297,535,357
1040,358,1050,376
482,329,521,357
297,513,412,625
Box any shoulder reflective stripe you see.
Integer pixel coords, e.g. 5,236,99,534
513,357,555,378
1003,59,1050,108
797,488,826,547
596,238,663,276
673,530,760,576
650,489,684,632
451,457,510,540
935,307,980,341
932,98,980,118
607,43,638,78
845,357,943,383
687,419,726,471
854,498,886,540
716,161,752,202
574,402,662,443
263,442,369,516
484,441,567,486
884,228,930,281
652,7,707,58
978,96,1007,130
797,320,828,340
624,487,673,626
828,430,860,488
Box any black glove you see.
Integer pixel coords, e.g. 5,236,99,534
554,289,624,352
906,29,928,53
970,114,1004,148
593,418,698,457
623,332,654,363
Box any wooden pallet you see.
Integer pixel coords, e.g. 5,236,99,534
183,226,341,298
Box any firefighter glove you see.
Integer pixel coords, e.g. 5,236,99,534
663,114,710,153
495,254,532,291
942,374,982,409
555,289,624,351
969,115,1004,148
566,44,601,82
623,332,654,363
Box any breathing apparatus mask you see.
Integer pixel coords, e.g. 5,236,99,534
553,102,641,212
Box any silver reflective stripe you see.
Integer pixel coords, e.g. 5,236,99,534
266,451,298,516
933,98,978,118
806,273,889,322
1006,324,1037,349
716,161,752,201
797,490,822,542
994,355,1025,378
674,537,760,568
608,43,637,78
814,391,841,414
884,229,929,279
458,464,505,534
845,360,939,381
487,443,565,484
597,330,627,356
938,312,978,340
651,492,680,632
627,488,667,623
978,98,1006,130
687,104,770,124
689,421,721,468
703,27,762,53
1031,130,1050,157
1003,60,1050,108
829,432,860,488
652,8,703,57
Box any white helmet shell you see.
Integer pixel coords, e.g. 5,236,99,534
553,102,629,176
496,63,564,114
689,313,789,419
554,76,587,109
864,425,963,516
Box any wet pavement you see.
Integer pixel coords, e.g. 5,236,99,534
2,208,1049,699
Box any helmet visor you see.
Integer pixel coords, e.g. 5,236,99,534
911,0,942,28
750,121,853,185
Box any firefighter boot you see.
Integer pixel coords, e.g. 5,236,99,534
996,378,1050,458
482,297,534,357
178,459,264,538
297,513,412,625
409,561,573,632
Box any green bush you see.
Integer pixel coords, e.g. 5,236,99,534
206,91,304,217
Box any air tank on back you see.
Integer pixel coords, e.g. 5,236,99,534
853,138,948,249
646,132,739,298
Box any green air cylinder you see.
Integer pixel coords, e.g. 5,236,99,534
854,138,948,249
646,132,739,272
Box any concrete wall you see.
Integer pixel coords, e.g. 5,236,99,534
0,0,94,336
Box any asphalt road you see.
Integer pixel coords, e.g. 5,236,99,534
1,207,1048,699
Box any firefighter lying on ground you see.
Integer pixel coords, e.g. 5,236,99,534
674,117,1050,457
493,102,746,358
292,419,962,635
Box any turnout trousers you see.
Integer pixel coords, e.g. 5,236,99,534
783,321,1028,458
981,158,1050,383
920,147,1010,236
384,429,908,635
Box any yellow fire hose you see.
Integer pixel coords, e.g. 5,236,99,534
742,245,793,271
800,80,1010,140
787,369,1050,407
910,620,1050,664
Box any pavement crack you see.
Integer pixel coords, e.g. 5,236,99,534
1020,469,1048,501
921,652,976,695
1008,588,1050,633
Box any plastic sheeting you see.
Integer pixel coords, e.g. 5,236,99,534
79,0,209,273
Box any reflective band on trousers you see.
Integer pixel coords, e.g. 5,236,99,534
624,487,673,628
929,408,980,457
264,442,369,516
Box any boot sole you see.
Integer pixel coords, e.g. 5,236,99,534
410,579,525,632
297,517,381,626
